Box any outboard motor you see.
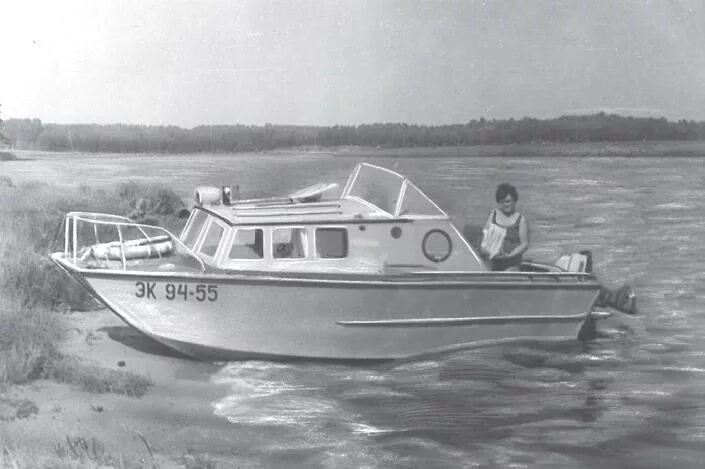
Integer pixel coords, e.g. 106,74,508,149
595,283,637,315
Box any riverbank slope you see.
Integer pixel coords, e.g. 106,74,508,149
0,308,246,468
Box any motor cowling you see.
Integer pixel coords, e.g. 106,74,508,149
555,252,591,273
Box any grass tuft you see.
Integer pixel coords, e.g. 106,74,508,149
44,355,152,398
179,451,218,469
0,150,17,161
1,436,125,469
0,299,152,396
0,301,61,385
2,436,224,468
52,435,119,467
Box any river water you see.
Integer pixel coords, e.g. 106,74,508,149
4,150,704,468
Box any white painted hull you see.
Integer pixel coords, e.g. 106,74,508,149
52,253,602,360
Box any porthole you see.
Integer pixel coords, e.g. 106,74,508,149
390,226,402,239
359,225,366,231
422,229,452,262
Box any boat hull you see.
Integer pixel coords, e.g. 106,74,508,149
52,254,601,360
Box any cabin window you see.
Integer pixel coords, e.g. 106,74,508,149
315,228,348,259
273,227,307,259
229,228,264,259
200,221,224,257
183,210,208,249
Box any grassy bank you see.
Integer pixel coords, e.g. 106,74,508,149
0,150,17,161
0,178,191,466
0,178,186,390
0,180,186,309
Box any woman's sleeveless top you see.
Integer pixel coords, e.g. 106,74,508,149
493,210,522,255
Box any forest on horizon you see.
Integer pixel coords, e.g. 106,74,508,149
3,113,705,154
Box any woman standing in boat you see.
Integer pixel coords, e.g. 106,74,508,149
482,183,530,271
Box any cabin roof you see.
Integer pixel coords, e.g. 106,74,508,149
195,163,449,225
203,197,404,225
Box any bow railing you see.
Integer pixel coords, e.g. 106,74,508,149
63,211,205,271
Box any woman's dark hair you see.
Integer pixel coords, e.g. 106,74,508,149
495,183,518,202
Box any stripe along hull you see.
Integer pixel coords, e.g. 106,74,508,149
53,256,601,360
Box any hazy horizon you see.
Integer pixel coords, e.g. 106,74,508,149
2,0,704,127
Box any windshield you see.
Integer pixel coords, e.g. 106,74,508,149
343,164,446,217
345,164,404,215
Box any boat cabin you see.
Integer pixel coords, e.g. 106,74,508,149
180,163,487,274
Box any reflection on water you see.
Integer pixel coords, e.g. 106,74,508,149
7,151,705,467
211,331,705,468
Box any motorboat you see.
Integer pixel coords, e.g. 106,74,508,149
49,163,636,360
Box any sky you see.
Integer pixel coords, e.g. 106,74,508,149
1,0,704,127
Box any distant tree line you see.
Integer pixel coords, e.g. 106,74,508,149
0,105,10,145
1,120,318,153
3,113,705,154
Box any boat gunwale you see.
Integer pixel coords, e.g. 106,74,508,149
50,253,600,289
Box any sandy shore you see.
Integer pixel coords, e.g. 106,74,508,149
0,308,250,468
